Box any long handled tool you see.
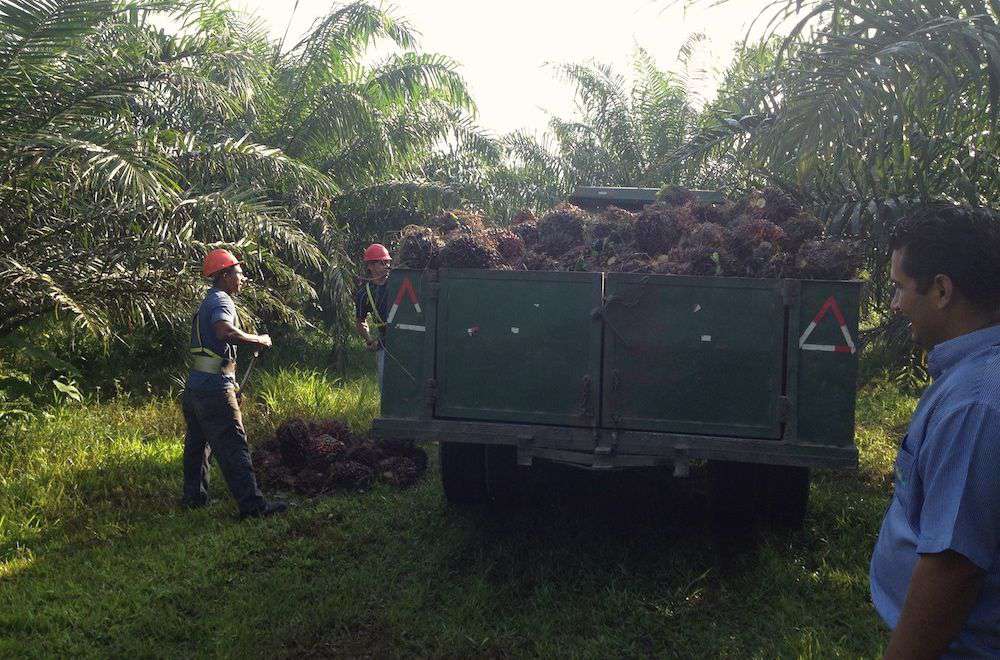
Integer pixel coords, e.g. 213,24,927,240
238,350,259,393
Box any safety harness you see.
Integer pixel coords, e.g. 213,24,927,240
365,282,387,334
189,304,239,376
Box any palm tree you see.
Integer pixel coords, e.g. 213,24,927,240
0,0,330,346
670,0,1000,300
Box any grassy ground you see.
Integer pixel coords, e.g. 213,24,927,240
0,352,916,658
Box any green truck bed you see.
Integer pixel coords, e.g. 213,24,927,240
372,267,861,523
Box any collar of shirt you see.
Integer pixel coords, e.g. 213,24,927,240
927,324,1000,379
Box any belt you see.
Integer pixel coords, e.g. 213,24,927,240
191,355,237,375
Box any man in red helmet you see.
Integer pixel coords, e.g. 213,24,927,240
355,243,391,390
181,249,286,519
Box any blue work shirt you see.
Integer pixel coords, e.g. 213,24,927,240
870,324,1000,657
185,288,239,392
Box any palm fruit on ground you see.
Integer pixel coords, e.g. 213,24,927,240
276,417,312,466
377,456,421,488
329,461,374,490
306,434,348,469
309,419,353,445
345,440,383,468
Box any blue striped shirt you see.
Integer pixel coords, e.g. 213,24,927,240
871,324,1000,657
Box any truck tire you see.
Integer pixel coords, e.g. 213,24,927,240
485,445,520,505
709,460,761,533
758,464,810,530
439,442,487,504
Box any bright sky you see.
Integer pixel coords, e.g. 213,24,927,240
232,0,775,136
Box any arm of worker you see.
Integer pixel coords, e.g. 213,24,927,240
886,403,1000,658
213,320,271,350
356,318,379,351
884,551,984,659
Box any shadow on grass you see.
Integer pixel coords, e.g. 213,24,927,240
1,449,892,658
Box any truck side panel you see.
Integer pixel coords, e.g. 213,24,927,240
434,269,603,427
602,274,786,439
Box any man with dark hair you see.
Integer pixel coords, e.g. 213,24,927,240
355,243,392,391
871,205,1000,658
182,249,286,519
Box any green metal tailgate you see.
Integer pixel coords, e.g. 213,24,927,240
602,274,786,438
434,269,603,427
380,270,435,419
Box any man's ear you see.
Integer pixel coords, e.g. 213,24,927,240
932,273,955,309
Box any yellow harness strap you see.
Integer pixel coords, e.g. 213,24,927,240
365,283,386,330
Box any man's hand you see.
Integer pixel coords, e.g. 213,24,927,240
885,550,984,659
254,333,272,350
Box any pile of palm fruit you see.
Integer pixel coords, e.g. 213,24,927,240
252,418,428,496
395,186,862,280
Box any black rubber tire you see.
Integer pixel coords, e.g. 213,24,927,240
758,464,810,530
439,442,487,504
484,445,520,505
709,460,761,532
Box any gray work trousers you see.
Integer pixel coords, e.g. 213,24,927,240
181,387,266,514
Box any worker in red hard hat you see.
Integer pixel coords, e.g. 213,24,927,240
181,249,286,519
355,243,392,391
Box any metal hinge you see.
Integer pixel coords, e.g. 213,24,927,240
424,379,437,412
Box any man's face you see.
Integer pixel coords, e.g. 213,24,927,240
221,264,247,295
890,249,944,349
366,259,390,280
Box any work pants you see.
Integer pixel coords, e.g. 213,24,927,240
181,387,266,514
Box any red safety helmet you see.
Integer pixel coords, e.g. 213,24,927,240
203,248,240,277
363,243,391,262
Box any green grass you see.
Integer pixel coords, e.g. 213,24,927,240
0,364,915,658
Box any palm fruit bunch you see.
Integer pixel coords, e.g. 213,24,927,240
276,417,312,466
398,225,443,269
633,203,695,256
389,186,862,282
306,434,348,469
329,461,374,490
657,184,698,207
790,239,864,280
536,203,588,257
747,186,799,224
377,456,421,488
490,228,526,268
780,214,824,251
345,440,384,468
255,417,429,496
428,209,486,236
591,206,637,244
439,234,504,269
